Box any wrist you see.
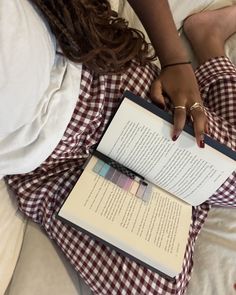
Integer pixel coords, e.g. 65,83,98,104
158,46,190,68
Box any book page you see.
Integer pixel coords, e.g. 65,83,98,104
97,97,236,205
59,156,192,277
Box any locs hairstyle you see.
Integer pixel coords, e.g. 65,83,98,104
30,0,156,74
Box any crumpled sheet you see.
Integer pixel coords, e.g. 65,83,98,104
186,207,236,295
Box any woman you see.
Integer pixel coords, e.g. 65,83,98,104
3,1,236,294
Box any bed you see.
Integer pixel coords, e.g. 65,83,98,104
1,1,236,294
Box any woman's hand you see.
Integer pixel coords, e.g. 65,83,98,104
150,64,208,148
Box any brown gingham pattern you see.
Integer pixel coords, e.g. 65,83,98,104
5,57,236,295
195,57,236,207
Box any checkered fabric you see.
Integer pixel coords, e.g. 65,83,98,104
195,57,236,207
5,57,236,295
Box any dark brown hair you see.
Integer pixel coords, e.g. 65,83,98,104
31,0,155,74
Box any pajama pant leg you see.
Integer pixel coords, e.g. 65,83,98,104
195,57,236,207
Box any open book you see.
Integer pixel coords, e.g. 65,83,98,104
58,91,235,278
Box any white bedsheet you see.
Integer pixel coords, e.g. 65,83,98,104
1,1,236,294
187,207,236,295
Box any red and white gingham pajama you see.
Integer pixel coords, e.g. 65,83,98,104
5,57,236,295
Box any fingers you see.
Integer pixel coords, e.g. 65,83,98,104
190,107,208,148
172,107,186,141
173,103,207,148
172,94,187,140
171,98,207,148
150,79,166,108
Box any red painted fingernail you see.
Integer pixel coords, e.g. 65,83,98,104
200,140,205,148
155,102,165,109
172,135,179,141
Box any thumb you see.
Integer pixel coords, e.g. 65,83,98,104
150,79,166,108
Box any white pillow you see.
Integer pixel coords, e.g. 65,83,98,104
0,0,55,136
0,180,26,295
0,0,82,178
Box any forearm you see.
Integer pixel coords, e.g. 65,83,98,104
127,0,189,66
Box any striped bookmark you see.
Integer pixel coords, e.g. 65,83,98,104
92,158,152,202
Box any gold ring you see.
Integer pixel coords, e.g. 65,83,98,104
173,106,186,110
189,102,204,112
